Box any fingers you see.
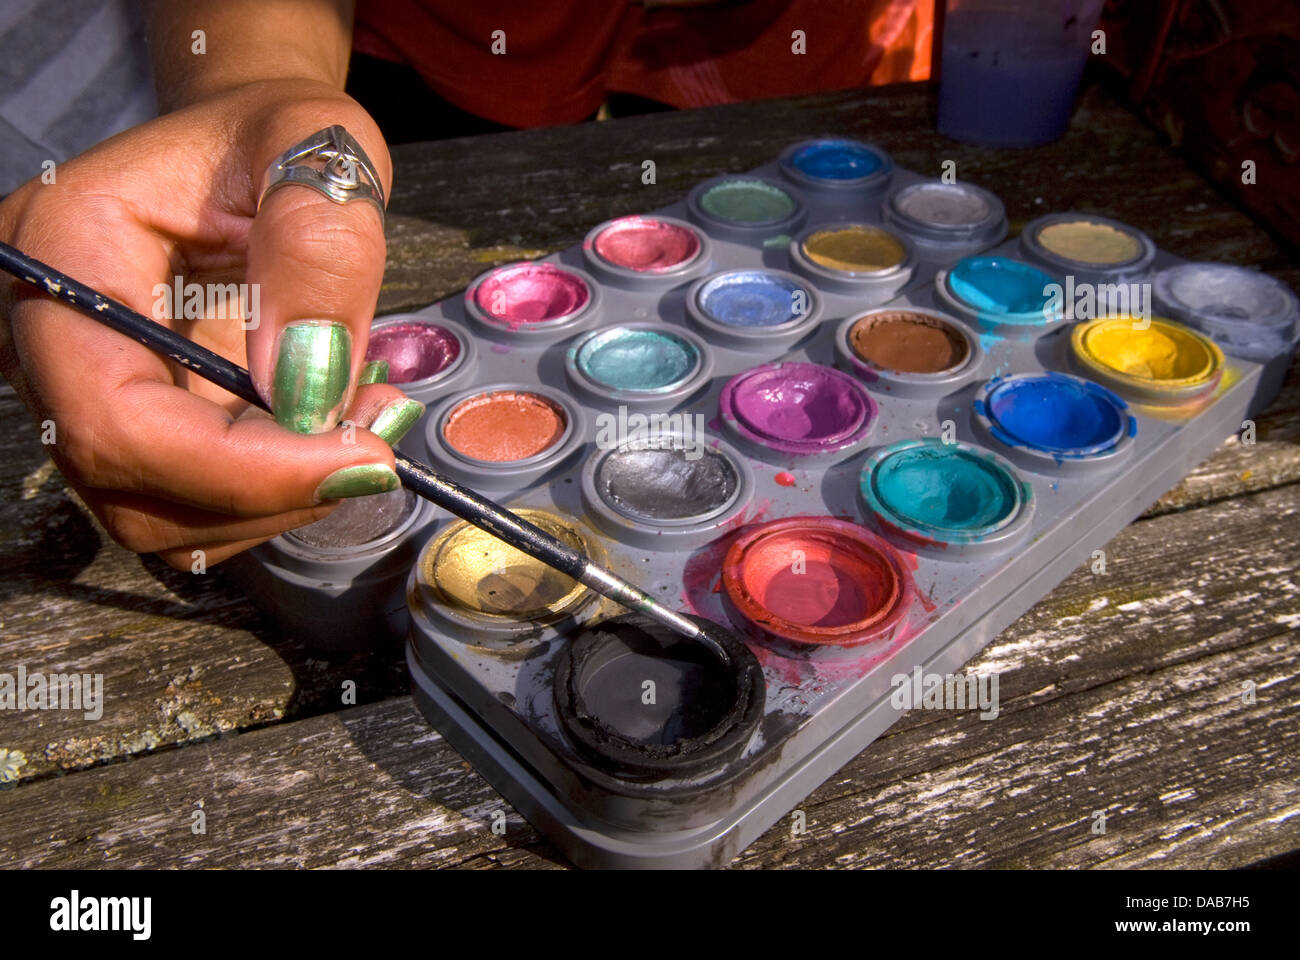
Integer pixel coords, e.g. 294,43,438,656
82,383,423,564
90,376,407,512
241,100,391,436
88,488,336,554
347,382,425,447
156,537,278,571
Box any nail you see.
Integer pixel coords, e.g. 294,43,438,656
272,321,352,433
359,360,389,385
368,397,425,446
314,463,400,501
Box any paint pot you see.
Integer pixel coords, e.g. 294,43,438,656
719,361,878,463
365,315,475,402
935,255,1064,331
552,612,765,781
721,516,913,647
685,174,806,243
583,215,710,288
859,438,1034,559
424,383,585,491
221,487,437,650
788,222,916,298
834,307,984,398
564,323,713,410
1070,316,1224,407
1020,212,1155,283
685,268,822,351
463,261,599,343
581,431,754,549
1153,262,1299,414
883,179,1008,262
409,508,606,653
1152,262,1298,361
972,371,1137,475
777,138,893,195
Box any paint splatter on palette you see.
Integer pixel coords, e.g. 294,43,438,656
225,138,1297,868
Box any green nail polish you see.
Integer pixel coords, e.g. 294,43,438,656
314,463,400,501
273,321,352,433
368,398,425,446
359,360,389,385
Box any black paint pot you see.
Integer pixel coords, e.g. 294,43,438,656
553,613,765,781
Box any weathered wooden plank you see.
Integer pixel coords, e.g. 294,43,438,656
0,389,409,783
2,483,1294,868
1,355,1296,784
1,78,1296,792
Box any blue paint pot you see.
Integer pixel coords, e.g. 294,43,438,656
698,271,807,328
790,140,882,180
779,138,893,193
577,327,699,392
565,322,715,409
984,373,1128,455
940,255,1063,328
686,269,823,352
859,438,1034,557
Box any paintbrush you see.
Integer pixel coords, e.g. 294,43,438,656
0,241,706,641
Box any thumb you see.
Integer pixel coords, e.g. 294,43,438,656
242,99,391,436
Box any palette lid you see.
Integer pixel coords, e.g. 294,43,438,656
1152,262,1300,362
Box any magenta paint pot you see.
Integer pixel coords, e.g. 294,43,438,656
719,361,877,463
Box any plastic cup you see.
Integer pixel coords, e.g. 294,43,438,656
937,0,1105,147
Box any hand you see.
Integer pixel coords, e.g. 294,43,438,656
0,79,423,568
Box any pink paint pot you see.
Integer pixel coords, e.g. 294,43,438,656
364,315,475,402
464,261,599,343
583,215,710,288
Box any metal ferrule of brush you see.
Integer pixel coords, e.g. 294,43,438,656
577,564,702,639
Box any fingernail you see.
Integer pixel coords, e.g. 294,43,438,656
368,397,425,446
314,463,400,501
273,321,352,433
359,360,389,385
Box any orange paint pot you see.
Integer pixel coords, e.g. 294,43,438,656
442,389,568,463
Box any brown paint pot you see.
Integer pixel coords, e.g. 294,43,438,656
834,307,983,398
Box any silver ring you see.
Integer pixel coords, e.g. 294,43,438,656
258,125,386,225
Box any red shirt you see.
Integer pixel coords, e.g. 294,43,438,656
353,0,933,128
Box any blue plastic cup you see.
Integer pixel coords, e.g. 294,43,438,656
937,0,1105,147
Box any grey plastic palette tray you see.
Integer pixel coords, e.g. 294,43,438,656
362,153,1267,868
226,146,1266,867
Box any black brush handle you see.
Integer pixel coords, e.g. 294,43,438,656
0,240,585,577
0,241,704,637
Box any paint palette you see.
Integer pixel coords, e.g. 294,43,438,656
223,138,1291,868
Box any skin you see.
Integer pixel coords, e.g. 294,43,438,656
0,0,406,568
0,0,737,570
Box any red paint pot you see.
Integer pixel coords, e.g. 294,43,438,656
721,516,913,647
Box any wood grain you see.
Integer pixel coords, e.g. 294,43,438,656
1,79,1297,868
2,484,1294,868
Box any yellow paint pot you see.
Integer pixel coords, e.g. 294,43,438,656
1070,316,1224,406
802,225,905,273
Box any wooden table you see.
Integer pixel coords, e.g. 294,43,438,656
1,81,1297,869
